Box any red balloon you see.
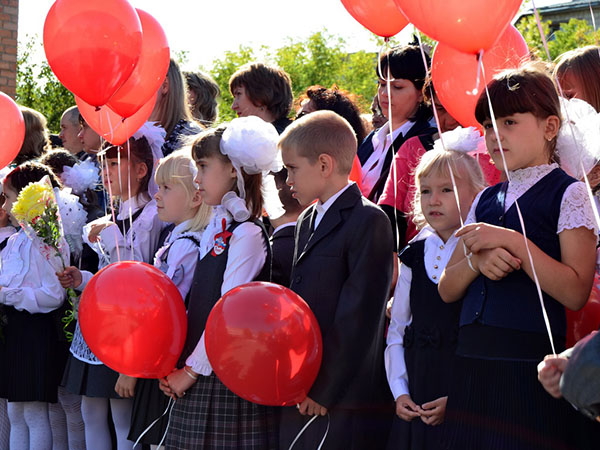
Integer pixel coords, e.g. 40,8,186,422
75,93,157,145
341,0,408,38
205,282,322,406
432,26,529,128
566,273,600,347
106,9,170,118
394,0,522,54
0,92,25,169
79,261,187,378
43,0,143,107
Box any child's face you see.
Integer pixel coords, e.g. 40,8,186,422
419,171,477,242
2,186,19,227
559,70,586,103
102,156,144,201
78,122,101,154
154,179,198,225
482,112,557,172
194,156,237,206
282,147,325,206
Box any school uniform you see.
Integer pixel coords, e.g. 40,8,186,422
63,196,164,398
358,119,436,203
128,220,202,445
443,164,598,450
0,229,68,403
385,229,462,450
270,222,296,287
279,183,395,450
165,205,278,450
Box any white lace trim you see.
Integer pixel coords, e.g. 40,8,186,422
558,182,598,235
505,163,558,211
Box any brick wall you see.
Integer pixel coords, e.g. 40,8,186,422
0,0,18,98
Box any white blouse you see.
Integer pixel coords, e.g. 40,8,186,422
0,230,67,314
185,205,267,375
466,163,598,236
85,196,164,267
384,228,459,400
154,219,203,300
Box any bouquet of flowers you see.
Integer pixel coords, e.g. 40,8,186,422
11,176,78,340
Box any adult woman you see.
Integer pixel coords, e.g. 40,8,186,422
150,59,202,156
184,71,220,126
358,45,435,202
14,107,50,165
229,62,293,134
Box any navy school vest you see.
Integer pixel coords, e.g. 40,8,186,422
178,219,272,365
460,168,576,337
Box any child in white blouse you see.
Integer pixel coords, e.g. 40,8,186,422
385,148,484,450
59,134,164,450
0,163,69,450
128,149,212,446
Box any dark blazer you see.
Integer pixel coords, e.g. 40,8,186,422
290,183,394,409
357,118,437,202
270,224,295,287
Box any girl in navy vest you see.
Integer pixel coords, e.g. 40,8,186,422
128,149,212,446
386,144,485,450
438,65,598,449
160,117,282,449
59,131,165,450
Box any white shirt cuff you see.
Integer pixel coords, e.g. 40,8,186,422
185,333,213,376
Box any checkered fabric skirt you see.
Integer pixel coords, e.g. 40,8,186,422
165,372,279,449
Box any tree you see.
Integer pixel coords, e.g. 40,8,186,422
16,35,74,133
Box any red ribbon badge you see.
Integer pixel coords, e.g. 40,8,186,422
212,218,232,256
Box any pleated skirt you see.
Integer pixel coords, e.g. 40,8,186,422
128,377,171,445
442,355,581,450
61,354,121,399
164,372,279,449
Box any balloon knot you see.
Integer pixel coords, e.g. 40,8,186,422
95,106,101,112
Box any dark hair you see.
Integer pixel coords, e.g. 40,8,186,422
39,149,78,177
229,63,293,120
554,45,600,112
377,45,431,123
475,64,562,158
273,169,302,215
105,136,154,200
5,161,62,194
300,85,367,145
184,71,220,125
191,127,263,219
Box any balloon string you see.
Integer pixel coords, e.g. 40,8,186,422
589,0,598,32
480,58,557,356
126,139,135,260
530,0,553,62
288,413,330,450
133,397,175,449
103,150,121,263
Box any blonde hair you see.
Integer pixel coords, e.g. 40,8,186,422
279,110,356,174
154,149,212,232
153,59,199,137
411,149,486,230
16,106,50,165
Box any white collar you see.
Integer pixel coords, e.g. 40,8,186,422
372,120,414,149
272,221,296,235
168,219,194,243
117,196,147,220
509,163,558,185
315,183,354,217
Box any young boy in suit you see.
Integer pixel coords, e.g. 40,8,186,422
279,110,395,449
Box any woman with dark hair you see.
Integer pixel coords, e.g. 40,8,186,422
229,62,293,134
358,45,435,203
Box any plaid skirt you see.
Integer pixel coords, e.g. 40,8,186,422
165,372,279,449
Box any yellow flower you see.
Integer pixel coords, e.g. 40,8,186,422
11,181,54,224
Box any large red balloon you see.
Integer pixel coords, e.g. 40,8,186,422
394,0,522,54
79,261,187,378
0,92,25,169
75,93,157,146
43,0,143,107
341,0,409,38
566,273,600,347
432,25,530,128
205,282,322,406
106,9,170,118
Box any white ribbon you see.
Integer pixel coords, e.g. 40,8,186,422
288,413,330,450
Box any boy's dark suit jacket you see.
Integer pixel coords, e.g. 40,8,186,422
290,183,394,409
270,224,295,287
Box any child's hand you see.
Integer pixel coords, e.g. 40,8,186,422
395,394,422,422
165,367,197,398
88,222,114,243
537,355,568,399
420,396,447,426
298,397,328,416
457,223,513,254
57,266,83,289
115,374,137,398
158,376,177,400
475,248,521,281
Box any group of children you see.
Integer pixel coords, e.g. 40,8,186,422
1,50,600,450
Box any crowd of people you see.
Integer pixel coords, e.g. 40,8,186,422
1,42,600,450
